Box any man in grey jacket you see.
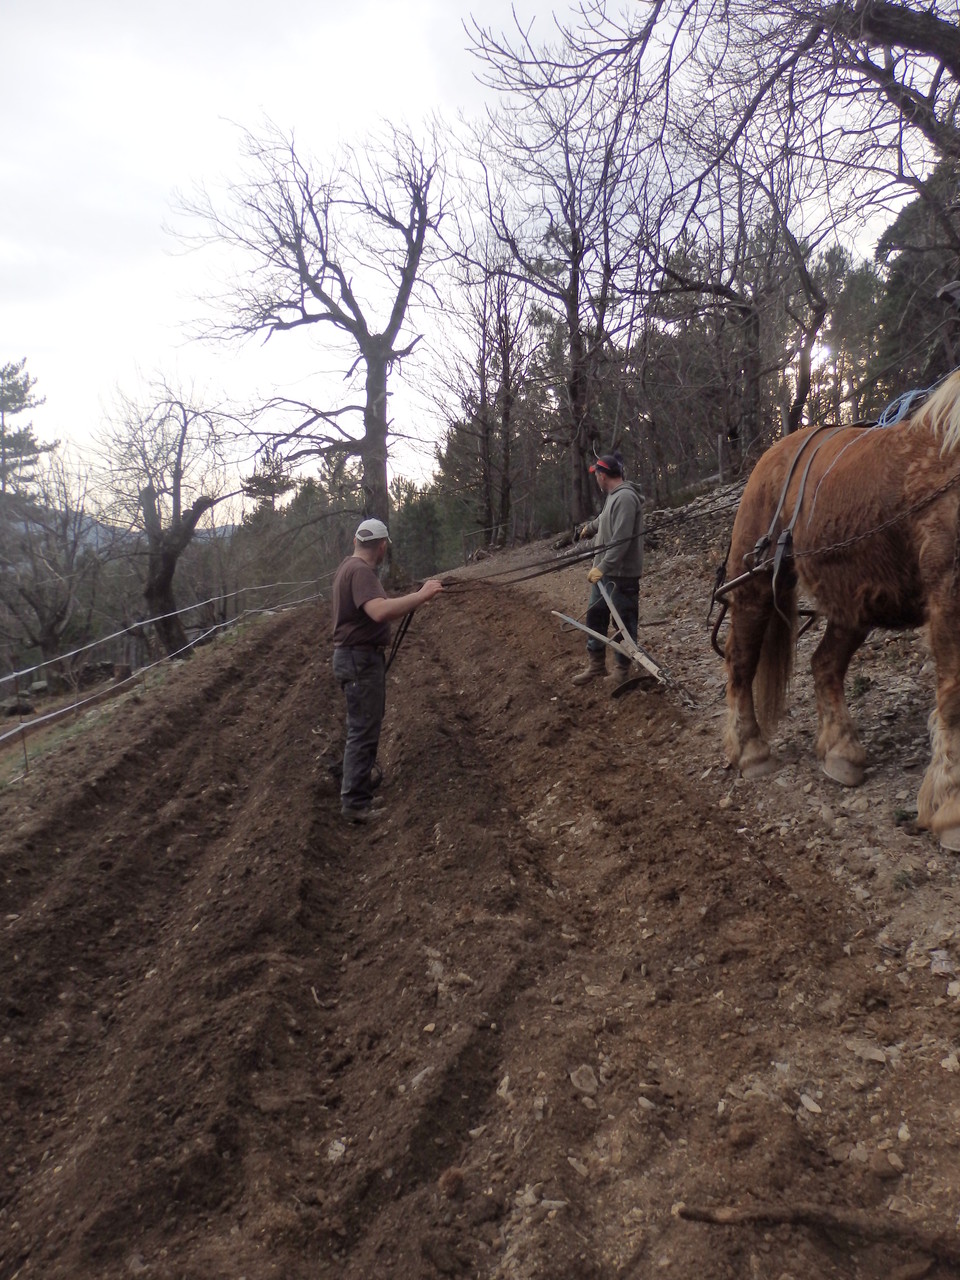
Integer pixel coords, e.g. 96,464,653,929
571,452,645,686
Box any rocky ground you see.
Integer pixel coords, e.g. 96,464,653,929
2,488,960,1280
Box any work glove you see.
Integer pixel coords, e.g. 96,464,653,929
587,566,604,584
575,523,590,542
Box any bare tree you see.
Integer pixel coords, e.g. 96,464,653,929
465,28,647,522
98,383,235,656
0,449,100,663
473,1,908,457
650,103,839,447
179,123,448,524
553,0,960,226
430,241,537,541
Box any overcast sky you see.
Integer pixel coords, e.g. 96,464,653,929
3,0,576,480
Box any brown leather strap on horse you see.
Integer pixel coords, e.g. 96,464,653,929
771,427,851,615
710,425,852,654
750,424,846,568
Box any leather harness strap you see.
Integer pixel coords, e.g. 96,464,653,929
766,426,847,614
749,424,845,569
709,425,848,648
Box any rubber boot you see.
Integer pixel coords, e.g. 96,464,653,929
572,650,607,686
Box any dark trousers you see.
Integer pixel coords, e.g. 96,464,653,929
585,577,639,667
333,647,386,812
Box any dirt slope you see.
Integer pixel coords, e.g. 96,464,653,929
2,511,960,1280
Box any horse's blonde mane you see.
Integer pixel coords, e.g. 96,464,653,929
918,369,960,454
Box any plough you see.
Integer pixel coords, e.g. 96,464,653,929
553,581,697,707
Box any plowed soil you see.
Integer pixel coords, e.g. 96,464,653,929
3,499,960,1280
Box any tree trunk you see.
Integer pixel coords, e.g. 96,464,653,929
569,341,600,522
144,546,190,657
361,348,390,523
498,390,513,542
740,306,762,453
569,337,606,520
788,301,827,434
140,484,215,657
36,607,71,665
479,396,494,536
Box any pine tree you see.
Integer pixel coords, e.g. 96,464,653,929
0,359,52,498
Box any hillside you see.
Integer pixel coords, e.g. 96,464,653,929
2,505,960,1280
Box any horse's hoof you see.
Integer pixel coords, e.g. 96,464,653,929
822,754,863,787
938,826,960,853
742,756,776,781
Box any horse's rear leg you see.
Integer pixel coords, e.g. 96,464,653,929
811,621,869,786
724,582,778,780
918,600,960,850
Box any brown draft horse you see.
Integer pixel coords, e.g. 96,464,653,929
723,368,960,850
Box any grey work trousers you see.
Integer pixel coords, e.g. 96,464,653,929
333,646,386,812
584,577,640,669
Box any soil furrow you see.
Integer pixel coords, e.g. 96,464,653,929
2,539,960,1279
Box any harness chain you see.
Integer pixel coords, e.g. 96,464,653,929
768,466,960,565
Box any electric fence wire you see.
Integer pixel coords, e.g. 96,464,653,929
2,485,744,749
0,578,329,693
0,591,328,753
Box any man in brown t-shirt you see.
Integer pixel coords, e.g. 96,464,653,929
332,518,443,822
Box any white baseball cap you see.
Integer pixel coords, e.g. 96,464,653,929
355,517,391,543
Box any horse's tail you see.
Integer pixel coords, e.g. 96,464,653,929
753,583,797,736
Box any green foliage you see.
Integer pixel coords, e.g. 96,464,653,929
390,478,453,578
231,464,365,596
810,257,886,423
870,160,960,398
0,358,53,499
241,443,295,514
